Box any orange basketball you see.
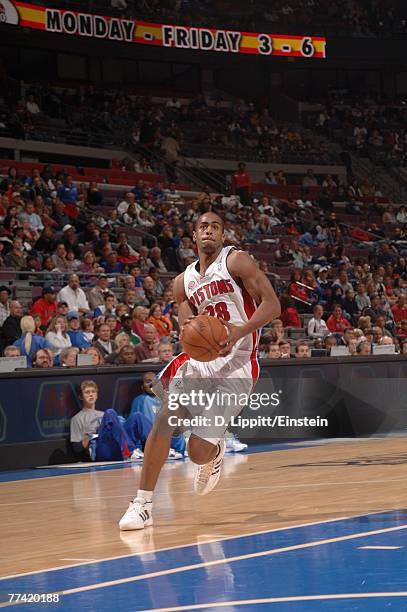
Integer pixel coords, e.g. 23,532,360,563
182,314,228,362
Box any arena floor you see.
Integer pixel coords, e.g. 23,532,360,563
0,438,406,611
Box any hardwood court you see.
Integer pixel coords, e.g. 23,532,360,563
1,437,406,580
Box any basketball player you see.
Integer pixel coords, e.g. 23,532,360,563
119,212,281,530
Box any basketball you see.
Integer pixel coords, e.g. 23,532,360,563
182,314,228,361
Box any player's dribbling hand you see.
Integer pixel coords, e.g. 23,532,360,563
217,320,245,356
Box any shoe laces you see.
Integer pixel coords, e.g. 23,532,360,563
197,461,216,483
128,498,147,513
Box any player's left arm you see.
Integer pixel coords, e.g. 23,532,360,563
219,250,281,356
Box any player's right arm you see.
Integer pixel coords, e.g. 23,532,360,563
172,273,197,330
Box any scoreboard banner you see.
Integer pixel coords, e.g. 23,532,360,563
0,0,327,59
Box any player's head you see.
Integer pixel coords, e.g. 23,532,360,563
193,212,225,255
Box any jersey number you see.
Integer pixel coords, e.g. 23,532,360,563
205,302,230,321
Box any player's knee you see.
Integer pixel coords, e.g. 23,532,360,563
152,409,176,437
187,436,217,465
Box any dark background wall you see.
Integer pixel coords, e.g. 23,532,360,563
1,356,406,471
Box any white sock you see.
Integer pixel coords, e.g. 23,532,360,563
136,489,153,503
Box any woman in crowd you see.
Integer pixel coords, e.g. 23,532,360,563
79,250,104,274
13,315,49,366
147,303,173,337
82,346,105,366
45,315,72,355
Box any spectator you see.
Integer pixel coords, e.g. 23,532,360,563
93,323,117,357
324,334,337,353
82,346,104,366
109,345,137,366
94,293,117,318
123,289,138,314
52,243,70,272
268,343,280,358
326,304,351,334
149,247,167,273
87,181,103,207
88,275,110,311
45,315,71,356
0,300,22,353
161,132,181,183
4,238,26,270
275,242,294,266
280,295,302,328
307,304,328,339
357,341,372,356
80,318,94,344
355,284,371,312
232,162,252,206
148,268,165,297
56,301,69,317
375,315,394,339
332,270,353,294
130,371,185,455
32,348,53,368
391,295,407,324
147,303,173,337
295,342,311,358
348,338,358,355
342,289,359,323
79,251,104,274
67,311,92,349
279,340,292,358
267,319,285,343
102,251,123,274
134,324,159,362
131,306,148,339
60,347,80,367
302,169,318,188
26,94,41,115
57,274,90,314
258,335,272,358
120,314,141,346
30,285,58,329
57,175,78,206
13,315,49,366
0,286,11,327
4,346,21,358
157,341,174,363
70,379,151,462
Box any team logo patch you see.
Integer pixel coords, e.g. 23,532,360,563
188,280,196,289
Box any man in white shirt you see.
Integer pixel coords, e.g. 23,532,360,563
58,274,90,314
117,192,140,217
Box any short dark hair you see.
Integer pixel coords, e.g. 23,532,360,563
194,212,224,231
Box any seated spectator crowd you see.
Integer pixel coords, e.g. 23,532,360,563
0,160,406,365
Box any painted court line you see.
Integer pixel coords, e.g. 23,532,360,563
144,592,407,611
1,522,406,608
358,545,402,550
0,510,387,581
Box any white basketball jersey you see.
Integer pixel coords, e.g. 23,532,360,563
183,246,258,358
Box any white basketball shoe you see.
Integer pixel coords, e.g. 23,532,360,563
119,498,153,530
193,439,226,496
